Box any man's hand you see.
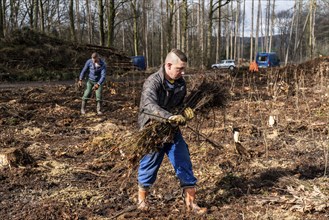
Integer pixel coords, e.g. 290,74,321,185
78,80,82,87
168,115,186,125
93,83,100,90
183,107,194,121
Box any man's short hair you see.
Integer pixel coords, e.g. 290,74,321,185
170,49,187,62
91,52,99,59
165,49,187,64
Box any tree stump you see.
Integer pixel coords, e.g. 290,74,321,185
0,148,35,168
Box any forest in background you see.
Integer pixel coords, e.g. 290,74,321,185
0,0,328,69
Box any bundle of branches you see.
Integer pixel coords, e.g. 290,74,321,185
184,75,229,112
125,75,230,167
126,121,177,166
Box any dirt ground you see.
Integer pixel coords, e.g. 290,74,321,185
1,59,329,220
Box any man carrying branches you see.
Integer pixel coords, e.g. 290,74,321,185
137,49,207,214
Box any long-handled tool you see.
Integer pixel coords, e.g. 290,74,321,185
141,110,223,149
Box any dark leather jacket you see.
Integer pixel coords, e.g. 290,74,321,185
138,65,186,129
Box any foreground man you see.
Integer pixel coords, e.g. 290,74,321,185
137,49,207,214
78,52,107,115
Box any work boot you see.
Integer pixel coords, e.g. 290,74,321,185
137,188,149,211
96,101,102,115
183,187,207,214
81,100,86,115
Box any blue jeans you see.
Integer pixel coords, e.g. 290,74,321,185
138,132,197,189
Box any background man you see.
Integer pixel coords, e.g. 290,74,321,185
78,52,107,115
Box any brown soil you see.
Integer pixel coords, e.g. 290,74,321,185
1,58,329,220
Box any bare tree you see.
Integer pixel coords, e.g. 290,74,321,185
215,0,222,63
0,0,4,37
224,5,229,59
207,0,230,66
250,0,254,62
308,0,316,59
98,0,105,46
241,0,245,61
142,0,149,68
176,0,181,49
69,0,76,42
255,0,261,58
264,0,270,52
75,0,81,42
33,0,38,30
181,0,187,52
199,0,205,68
234,0,240,63
166,0,174,51
269,0,275,52
229,1,233,59
131,0,139,55
9,0,19,30
39,0,45,33
86,0,92,44
206,0,214,67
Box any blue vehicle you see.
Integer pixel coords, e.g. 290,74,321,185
256,52,280,68
131,56,146,70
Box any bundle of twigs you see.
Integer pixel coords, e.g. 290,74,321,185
126,122,176,166
184,76,229,111
125,75,230,166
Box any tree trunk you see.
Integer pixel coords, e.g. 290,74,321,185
151,5,155,66
75,0,81,42
309,0,316,59
33,0,38,30
69,0,76,42
229,1,233,59
9,0,18,30
181,0,187,52
160,0,164,63
57,0,61,38
206,0,214,68
86,0,92,44
294,0,301,62
234,0,240,63
166,0,174,52
285,0,296,65
142,0,148,68
216,0,222,63
131,0,139,55
255,0,261,58
250,0,254,62
269,0,275,52
241,0,245,61
39,0,45,33
225,5,229,59
176,0,180,49
98,0,105,46
107,0,115,47
264,0,270,52
199,0,205,68
0,0,4,37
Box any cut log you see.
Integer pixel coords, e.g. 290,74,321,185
0,148,35,168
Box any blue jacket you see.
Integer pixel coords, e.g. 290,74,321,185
79,59,106,85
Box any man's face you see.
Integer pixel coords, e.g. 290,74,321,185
166,60,186,80
92,57,99,64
